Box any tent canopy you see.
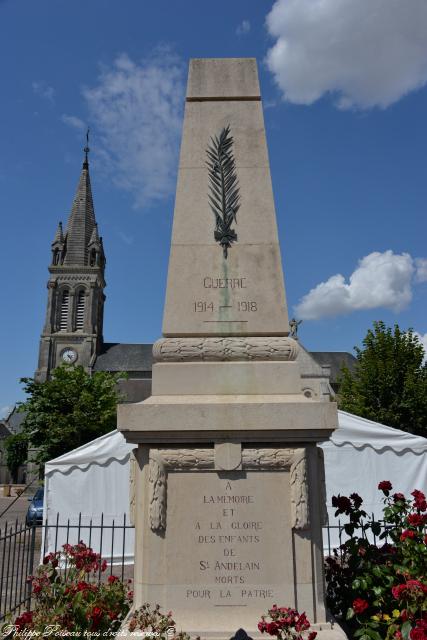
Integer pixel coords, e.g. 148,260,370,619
43,412,426,556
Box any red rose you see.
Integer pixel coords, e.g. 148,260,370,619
408,513,426,526
394,493,405,502
332,495,352,513
400,529,416,541
266,621,280,635
353,598,369,614
108,575,119,584
392,584,406,599
410,628,425,640
14,610,33,631
378,480,392,492
411,490,427,512
258,621,267,633
308,633,317,640
350,493,363,508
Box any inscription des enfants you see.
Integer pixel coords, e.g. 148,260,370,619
186,480,274,604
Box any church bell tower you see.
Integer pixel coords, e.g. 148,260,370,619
35,136,106,382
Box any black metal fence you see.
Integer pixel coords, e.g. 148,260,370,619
0,514,134,622
1,516,393,623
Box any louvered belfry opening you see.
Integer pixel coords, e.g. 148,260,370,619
76,290,85,330
59,290,69,331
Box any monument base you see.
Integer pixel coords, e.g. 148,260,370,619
119,612,348,640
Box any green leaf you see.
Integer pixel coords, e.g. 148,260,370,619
401,621,412,640
346,608,355,620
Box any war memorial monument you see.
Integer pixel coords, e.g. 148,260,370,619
118,58,345,639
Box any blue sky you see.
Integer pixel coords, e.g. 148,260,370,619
1,0,426,414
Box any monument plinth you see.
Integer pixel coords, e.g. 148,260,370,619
118,58,345,639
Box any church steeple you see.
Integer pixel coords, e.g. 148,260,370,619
63,134,97,266
35,133,106,382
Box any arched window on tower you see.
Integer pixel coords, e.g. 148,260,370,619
76,290,85,330
52,249,60,265
59,290,69,331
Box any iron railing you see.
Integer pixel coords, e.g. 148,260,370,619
0,516,395,623
0,514,134,622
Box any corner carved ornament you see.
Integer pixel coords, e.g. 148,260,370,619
149,447,310,534
153,337,298,363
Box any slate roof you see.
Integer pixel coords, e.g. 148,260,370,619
63,158,96,266
94,342,355,385
0,423,12,438
94,343,153,373
310,351,356,383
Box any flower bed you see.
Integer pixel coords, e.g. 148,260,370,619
325,483,427,640
5,542,132,635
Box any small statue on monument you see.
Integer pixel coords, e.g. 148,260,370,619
289,318,302,339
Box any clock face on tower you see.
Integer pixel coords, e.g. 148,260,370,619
61,348,78,364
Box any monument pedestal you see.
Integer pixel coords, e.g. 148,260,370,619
118,58,346,639
119,340,345,638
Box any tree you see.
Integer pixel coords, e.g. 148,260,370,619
338,321,427,436
19,365,125,473
4,432,28,483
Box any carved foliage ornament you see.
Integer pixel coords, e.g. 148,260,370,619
152,337,299,363
148,448,310,534
207,125,240,258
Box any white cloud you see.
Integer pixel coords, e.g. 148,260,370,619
118,231,134,245
236,19,251,36
265,0,427,109
0,405,13,419
415,258,427,282
414,332,427,363
294,250,426,320
61,114,85,131
32,81,55,103
83,50,185,209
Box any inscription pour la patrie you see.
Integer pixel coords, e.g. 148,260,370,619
193,277,258,316
187,480,274,604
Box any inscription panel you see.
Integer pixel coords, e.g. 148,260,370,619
164,471,293,621
162,245,289,336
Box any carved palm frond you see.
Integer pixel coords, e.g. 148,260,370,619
206,125,240,258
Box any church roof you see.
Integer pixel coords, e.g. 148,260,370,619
310,351,356,382
93,343,355,385
94,343,153,373
63,157,96,266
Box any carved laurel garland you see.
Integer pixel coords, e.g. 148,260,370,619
148,447,309,533
317,447,328,526
290,449,309,531
129,450,137,527
152,337,298,363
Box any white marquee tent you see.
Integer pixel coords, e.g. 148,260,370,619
42,411,426,560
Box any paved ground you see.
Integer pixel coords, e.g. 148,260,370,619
0,496,30,529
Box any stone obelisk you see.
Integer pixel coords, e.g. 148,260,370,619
119,58,344,639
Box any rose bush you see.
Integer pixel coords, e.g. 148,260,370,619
4,542,132,636
127,603,194,639
257,605,317,639
325,483,427,640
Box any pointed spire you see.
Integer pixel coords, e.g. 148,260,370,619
52,221,64,246
63,131,97,266
88,223,100,247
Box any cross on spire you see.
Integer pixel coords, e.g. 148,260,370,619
83,128,90,168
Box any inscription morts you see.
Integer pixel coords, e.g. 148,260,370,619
165,471,293,615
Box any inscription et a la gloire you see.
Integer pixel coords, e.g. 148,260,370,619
187,479,273,602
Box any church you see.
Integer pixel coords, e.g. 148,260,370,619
33,141,355,404
0,137,357,486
